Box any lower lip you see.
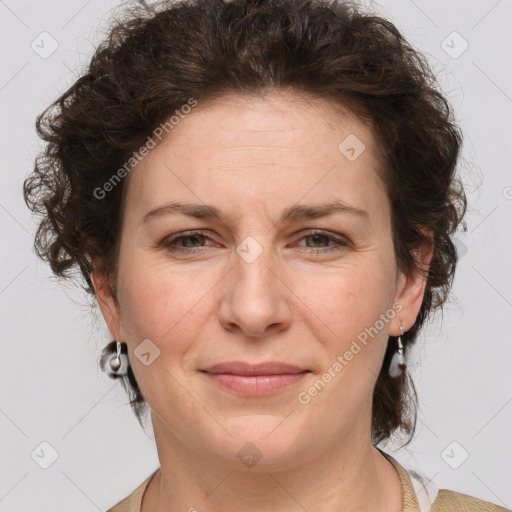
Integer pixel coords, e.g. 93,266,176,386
204,372,309,396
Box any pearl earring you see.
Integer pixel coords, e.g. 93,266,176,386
389,324,407,378
100,339,129,377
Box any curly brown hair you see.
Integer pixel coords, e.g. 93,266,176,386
23,0,467,445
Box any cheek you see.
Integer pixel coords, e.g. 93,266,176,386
117,256,218,351
304,268,392,403
116,265,211,407
305,267,394,403
304,262,391,334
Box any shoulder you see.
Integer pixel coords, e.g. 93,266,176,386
432,488,510,511
106,488,142,512
106,470,157,512
377,448,509,512
106,493,131,512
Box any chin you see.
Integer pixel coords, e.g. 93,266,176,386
207,414,311,471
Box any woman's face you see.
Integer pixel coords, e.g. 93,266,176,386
94,91,429,469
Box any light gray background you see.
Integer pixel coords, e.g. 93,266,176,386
0,0,511,510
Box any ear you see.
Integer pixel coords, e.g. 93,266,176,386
391,227,435,335
91,271,124,341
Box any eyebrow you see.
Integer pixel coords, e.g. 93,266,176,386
141,199,369,225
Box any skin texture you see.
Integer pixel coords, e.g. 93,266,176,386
92,90,433,512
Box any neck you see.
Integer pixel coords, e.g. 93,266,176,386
141,413,403,512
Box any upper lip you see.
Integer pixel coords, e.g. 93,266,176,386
202,361,309,375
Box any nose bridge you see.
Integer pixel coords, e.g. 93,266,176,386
234,233,278,302
220,234,290,336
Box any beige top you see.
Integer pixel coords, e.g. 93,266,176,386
106,450,510,511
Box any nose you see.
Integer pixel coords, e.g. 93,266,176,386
218,244,292,338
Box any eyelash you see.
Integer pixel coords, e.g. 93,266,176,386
161,229,349,255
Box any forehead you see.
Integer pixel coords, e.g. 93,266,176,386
123,90,388,225
172,90,376,151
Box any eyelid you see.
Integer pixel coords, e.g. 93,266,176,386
300,228,349,242
161,228,350,254
296,229,350,250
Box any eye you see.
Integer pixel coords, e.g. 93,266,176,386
296,229,349,254
160,229,349,256
161,230,215,254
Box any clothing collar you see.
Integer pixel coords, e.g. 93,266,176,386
124,451,422,512
377,447,421,511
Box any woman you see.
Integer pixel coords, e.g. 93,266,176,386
23,0,509,510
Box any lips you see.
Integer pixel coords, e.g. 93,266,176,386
202,361,308,375
201,361,310,396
